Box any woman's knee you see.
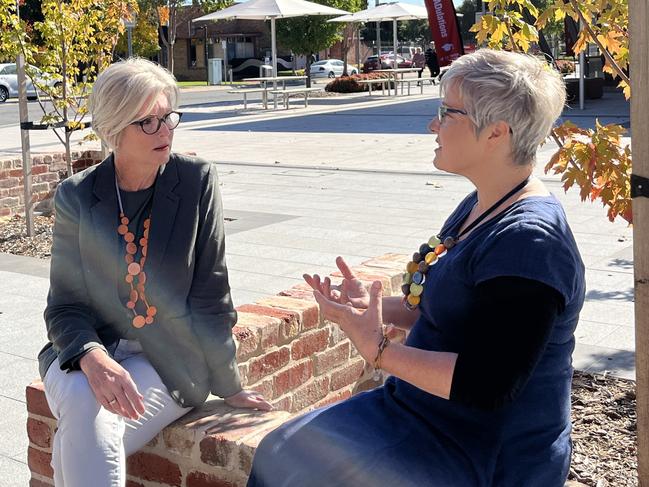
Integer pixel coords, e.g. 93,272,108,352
49,371,102,421
255,427,283,460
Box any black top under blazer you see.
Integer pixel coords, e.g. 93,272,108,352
38,153,241,408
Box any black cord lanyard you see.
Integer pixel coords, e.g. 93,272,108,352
446,177,530,246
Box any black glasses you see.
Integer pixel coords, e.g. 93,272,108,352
437,105,468,122
131,111,182,135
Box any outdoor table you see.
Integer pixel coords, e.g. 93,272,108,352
242,75,308,108
374,68,420,96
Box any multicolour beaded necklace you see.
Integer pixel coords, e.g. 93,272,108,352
115,174,158,328
402,177,530,310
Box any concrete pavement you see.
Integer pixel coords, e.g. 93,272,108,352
0,82,633,485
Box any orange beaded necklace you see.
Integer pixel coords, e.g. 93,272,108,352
115,174,157,328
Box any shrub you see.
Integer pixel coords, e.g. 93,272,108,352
555,59,575,75
325,72,395,93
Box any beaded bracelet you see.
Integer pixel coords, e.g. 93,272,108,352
372,329,391,381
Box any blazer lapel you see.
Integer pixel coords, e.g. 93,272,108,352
88,155,122,309
146,157,180,274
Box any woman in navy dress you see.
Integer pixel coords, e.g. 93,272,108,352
247,49,585,487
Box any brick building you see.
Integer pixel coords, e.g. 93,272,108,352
173,6,295,81
172,6,375,81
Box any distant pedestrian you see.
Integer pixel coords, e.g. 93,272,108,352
412,47,426,85
425,45,440,84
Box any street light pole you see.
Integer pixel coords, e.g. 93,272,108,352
201,26,209,86
356,30,362,70
127,27,133,57
122,16,137,58
375,0,381,58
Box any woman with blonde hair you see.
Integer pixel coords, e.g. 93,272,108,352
39,58,271,487
248,49,585,487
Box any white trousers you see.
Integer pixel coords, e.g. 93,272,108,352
43,340,193,487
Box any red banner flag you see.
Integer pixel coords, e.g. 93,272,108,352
424,0,464,67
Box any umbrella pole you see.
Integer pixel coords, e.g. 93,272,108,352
271,16,278,102
393,19,398,96
271,17,278,78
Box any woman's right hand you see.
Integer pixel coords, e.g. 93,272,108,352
79,349,145,420
303,256,370,309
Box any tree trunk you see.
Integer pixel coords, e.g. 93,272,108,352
342,26,350,76
60,16,73,177
630,0,649,485
167,42,174,74
168,6,177,75
306,55,312,88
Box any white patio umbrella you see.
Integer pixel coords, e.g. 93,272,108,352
193,0,349,78
330,2,430,70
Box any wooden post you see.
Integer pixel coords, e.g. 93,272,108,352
16,54,33,237
630,0,649,485
15,0,33,237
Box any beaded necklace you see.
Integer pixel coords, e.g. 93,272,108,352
402,177,530,310
115,174,158,328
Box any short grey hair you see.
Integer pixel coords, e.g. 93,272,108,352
89,58,179,150
440,49,566,166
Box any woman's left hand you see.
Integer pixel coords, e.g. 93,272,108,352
224,389,273,411
313,280,384,362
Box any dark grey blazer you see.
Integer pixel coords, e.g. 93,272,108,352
38,153,241,408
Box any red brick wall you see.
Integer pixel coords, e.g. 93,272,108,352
25,253,409,487
0,151,103,218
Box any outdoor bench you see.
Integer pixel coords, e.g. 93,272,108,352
227,87,270,110
398,77,439,95
356,78,393,96
25,254,409,487
268,87,323,109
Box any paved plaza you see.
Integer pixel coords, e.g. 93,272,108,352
0,83,634,485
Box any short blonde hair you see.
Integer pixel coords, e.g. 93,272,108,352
440,49,566,165
89,58,179,150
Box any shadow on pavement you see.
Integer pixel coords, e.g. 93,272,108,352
181,88,630,136
191,97,441,135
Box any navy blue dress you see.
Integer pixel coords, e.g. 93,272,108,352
248,194,585,487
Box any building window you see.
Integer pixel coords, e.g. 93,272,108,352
235,37,254,58
224,37,254,59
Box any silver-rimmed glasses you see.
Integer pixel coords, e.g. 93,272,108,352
437,105,468,122
436,105,513,134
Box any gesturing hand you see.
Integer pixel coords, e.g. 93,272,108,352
224,389,273,411
79,348,146,420
313,280,384,362
303,256,370,310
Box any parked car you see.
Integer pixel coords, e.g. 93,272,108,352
309,59,358,79
362,54,413,73
0,63,62,103
397,46,417,60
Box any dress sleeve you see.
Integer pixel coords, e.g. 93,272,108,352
188,163,241,398
469,218,581,306
449,276,562,411
44,181,105,370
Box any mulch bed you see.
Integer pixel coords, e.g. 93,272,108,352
570,371,636,486
0,215,638,486
0,215,54,259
